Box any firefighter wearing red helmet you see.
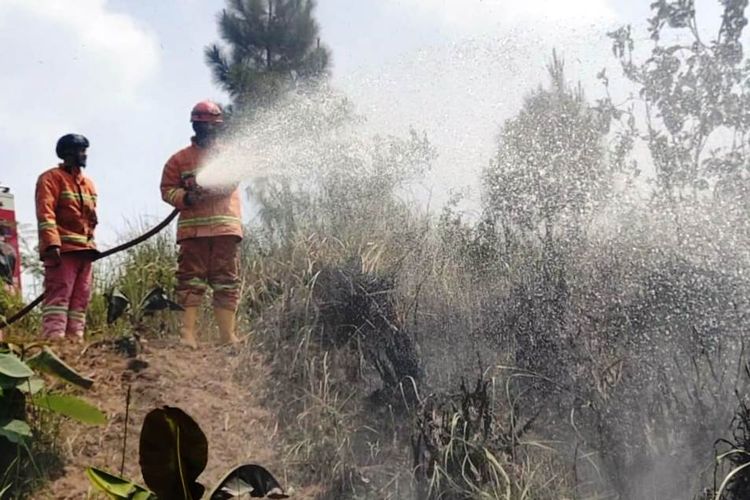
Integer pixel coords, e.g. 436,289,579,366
160,100,242,348
190,100,224,123
35,133,98,341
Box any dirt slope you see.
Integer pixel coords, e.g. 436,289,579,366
35,337,317,499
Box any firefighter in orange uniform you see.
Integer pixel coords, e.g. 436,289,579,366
160,100,242,348
36,134,98,341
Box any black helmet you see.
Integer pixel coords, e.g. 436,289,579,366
56,133,89,159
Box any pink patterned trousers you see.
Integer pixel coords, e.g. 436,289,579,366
41,251,93,340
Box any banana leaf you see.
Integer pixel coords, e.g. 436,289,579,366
86,467,156,500
209,464,288,499
31,393,106,425
106,288,131,324
25,346,94,389
140,287,184,314
139,406,207,500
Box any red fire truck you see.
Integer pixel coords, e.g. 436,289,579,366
0,185,22,293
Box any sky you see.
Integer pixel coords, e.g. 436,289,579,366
0,0,733,256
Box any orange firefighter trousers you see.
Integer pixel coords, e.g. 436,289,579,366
175,235,241,309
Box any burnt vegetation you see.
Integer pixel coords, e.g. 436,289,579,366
227,2,750,498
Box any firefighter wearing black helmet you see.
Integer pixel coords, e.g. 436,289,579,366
55,133,89,160
35,133,98,341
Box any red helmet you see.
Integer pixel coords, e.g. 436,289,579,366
190,100,223,123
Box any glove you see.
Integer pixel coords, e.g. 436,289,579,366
42,246,62,267
182,175,205,206
183,175,199,192
184,189,205,206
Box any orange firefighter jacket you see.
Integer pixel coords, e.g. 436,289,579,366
160,140,243,243
35,165,98,257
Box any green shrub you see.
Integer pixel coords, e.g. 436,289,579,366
0,344,105,497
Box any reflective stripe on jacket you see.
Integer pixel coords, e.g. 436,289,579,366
160,140,243,242
35,165,98,257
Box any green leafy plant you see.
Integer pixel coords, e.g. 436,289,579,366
139,407,208,499
90,229,179,338
0,347,104,441
0,344,106,494
106,286,184,326
102,286,184,356
87,406,288,499
86,468,154,500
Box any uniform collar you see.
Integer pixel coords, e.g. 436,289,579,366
58,163,83,180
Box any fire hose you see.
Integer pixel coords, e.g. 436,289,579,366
0,208,179,329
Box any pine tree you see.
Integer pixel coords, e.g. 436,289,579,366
205,0,330,110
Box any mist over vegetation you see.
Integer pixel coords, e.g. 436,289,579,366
185,2,750,498
6,1,750,499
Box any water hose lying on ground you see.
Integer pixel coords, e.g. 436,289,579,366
0,208,180,329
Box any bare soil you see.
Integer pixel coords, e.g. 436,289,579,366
33,337,320,499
